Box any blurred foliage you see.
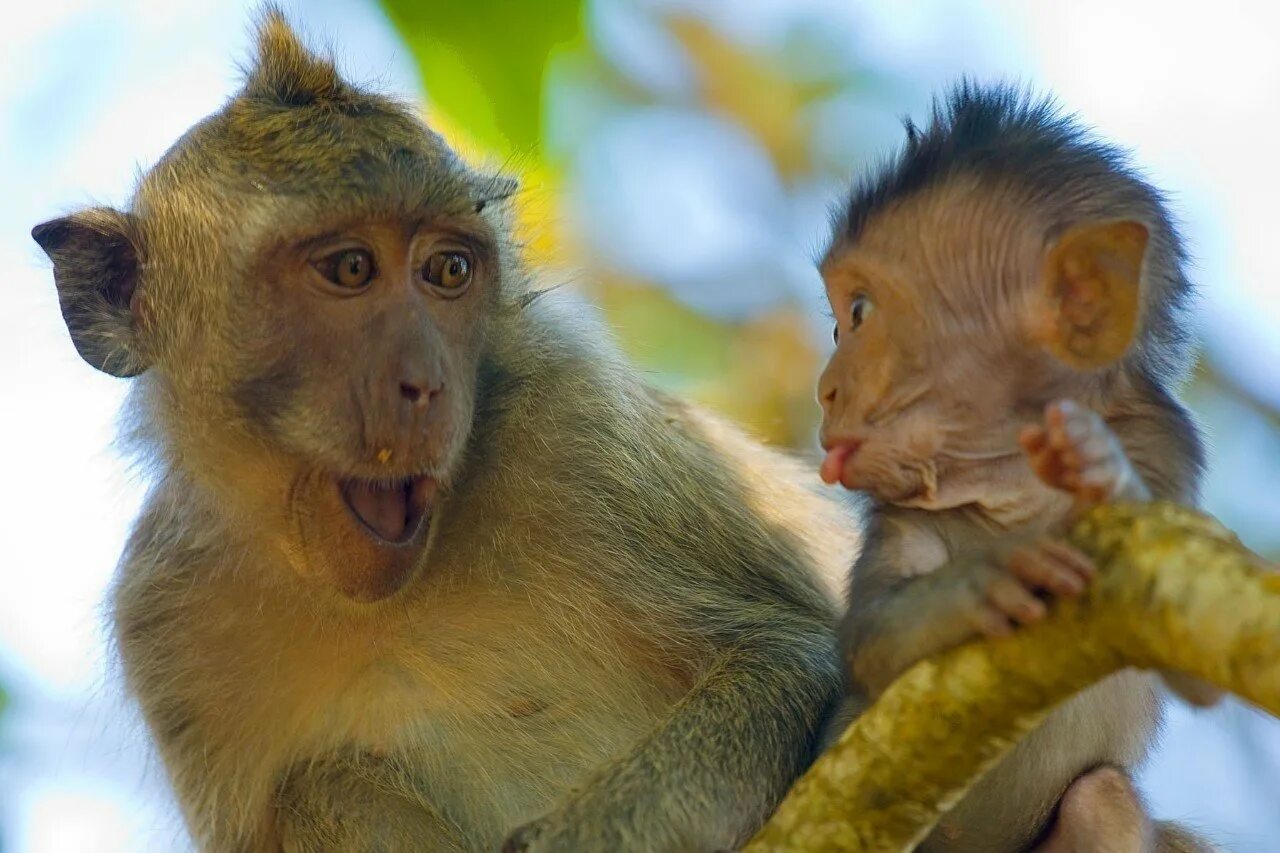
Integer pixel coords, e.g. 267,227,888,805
595,280,823,445
379,0,830,449
379,0,584,160
668,16,842,178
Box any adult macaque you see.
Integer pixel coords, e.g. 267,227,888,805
33,10,856,851
817,84,1216,852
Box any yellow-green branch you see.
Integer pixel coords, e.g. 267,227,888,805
748,502,1280,852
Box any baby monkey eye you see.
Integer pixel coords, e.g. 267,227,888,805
316,248,375,289
850,294,873,330
423,250,473,294
834,294,873,344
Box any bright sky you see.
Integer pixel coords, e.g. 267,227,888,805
2,1,1277,850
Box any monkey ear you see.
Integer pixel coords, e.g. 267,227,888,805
1039,220,1148,371
32,207,149,377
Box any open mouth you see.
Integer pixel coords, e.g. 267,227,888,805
339,475,437,545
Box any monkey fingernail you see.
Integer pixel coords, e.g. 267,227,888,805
1019,600,1047,622
977,611,1015,638
1051,573,1084,596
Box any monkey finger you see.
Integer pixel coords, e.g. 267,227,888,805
1007,547,1086,597
1046,406,1071,451
984,574,1047,625
1072,475,1112,505
1019,425,1048,455
1049,466,1080,491
1059,401,1099,435
1035,539,1097,581
968,604,1016,639
1077,463,1122,497
1056,442,1084,472
1072,431,1117,465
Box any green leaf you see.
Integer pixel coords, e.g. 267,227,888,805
379,0,584,158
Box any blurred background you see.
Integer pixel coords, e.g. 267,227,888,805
3,0,1278,849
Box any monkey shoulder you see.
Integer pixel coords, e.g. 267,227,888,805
857,506,952,580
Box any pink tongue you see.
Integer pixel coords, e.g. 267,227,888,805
345,481,409,541
820,445,853,485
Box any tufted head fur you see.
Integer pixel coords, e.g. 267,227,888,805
825,81,1196,389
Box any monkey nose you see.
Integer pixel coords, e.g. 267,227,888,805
398,379,440,409
817,372,839,411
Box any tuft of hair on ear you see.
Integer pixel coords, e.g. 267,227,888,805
517,283,566,309
473,174,521,214
243,4,347,106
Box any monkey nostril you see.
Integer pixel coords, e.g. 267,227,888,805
399,382,424,404
399,381,442,408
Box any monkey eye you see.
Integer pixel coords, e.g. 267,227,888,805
423,250,473,295
315,248,376,289
834,294,873,345
850,294,873,331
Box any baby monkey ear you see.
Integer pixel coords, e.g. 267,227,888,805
1040,220,1148,371
32,207,149,377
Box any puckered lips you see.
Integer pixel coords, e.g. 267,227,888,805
340,475,436,545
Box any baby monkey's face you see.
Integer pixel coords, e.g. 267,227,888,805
815,185,1149,510
816,249,1021,507
814,187,1054,508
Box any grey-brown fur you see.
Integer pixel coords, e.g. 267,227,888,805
818,83,1213,851
35,9,855,851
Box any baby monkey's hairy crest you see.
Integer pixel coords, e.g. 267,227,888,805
818,83,1212,852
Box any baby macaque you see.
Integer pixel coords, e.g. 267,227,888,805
817,83,1216,851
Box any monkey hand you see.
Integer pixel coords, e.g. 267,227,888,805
1019,399,1150,506
500,818,547,853
501,787,731,852
963,539,1096,638
501,804,601,853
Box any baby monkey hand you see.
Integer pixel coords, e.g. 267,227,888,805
1019,399,1151,506
968,540,1096,638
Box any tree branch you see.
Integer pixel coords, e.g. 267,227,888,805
746,502,1280,852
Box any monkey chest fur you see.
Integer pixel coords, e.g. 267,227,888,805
121,566,688,849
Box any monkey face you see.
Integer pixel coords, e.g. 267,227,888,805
816,188,1041,507
816,178,1151,511
32,14,525,603
817,259,960,505
222,216,499,599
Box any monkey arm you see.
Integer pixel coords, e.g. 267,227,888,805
746,502,1280,853
840,514,1036,700
503,614,841,852
272,755,468,852
842,559,1000,699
